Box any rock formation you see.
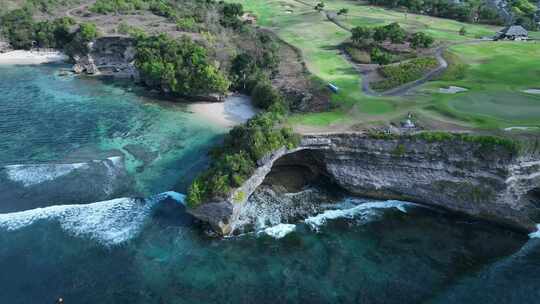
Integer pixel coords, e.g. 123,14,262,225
189,132,540,235
73,36,138,79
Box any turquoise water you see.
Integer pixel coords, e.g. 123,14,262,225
0,64,224,196
0,64,539,303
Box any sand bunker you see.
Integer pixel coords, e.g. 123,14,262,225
439,86,468,94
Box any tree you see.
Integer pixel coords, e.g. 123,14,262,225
338,8,349,16
410,32,434,49
371,47,391,65
1,9,35,49
135,34,230,96
373,26,388,42
221,3,244,28
351,26,372,43
251,81,282,110
385,22,406,43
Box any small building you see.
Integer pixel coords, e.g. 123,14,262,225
494,25,529,41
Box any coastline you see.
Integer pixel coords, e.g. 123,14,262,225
190,94,258,128
0,50,68,65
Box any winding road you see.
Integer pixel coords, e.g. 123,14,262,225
290,0,492,96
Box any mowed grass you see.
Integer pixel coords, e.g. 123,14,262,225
227,0,540,130
421,42,540,128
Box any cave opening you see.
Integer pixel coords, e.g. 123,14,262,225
261,149,344,196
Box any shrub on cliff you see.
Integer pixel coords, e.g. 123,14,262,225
186,113,300,208
64,23,100,56
0,9,35,49
251,81,283,110
134,34,230,96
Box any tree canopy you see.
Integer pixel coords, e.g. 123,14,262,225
134,34,230,96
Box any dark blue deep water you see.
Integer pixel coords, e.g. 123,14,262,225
0,64,539,304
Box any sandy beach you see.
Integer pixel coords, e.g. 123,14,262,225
190,94,258,127
0,50,68,65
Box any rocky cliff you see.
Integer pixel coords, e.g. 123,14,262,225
73,36,138,79
189,132,540,235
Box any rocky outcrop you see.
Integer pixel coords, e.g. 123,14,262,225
189,132,540,235
0,40,12,53
73,36,138,79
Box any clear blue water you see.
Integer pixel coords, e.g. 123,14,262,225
0,64,224,196
0,64,539,304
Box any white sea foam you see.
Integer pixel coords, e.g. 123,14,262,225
0,191,185,246
529,224,540,239
4,157,124,188
262,224,296,239
304,199,411,230
5,162,89,187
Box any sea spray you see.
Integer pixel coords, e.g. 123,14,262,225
0,191,184,246
529,224,540,238
262,224,297,239
305,199,412,231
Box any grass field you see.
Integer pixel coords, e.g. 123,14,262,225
419,42,540,129
226,0,540,132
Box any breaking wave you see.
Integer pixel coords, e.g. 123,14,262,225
261,224,296,239
4,162,89,187
3,156,124,188
0,191,184,246
304,199,412,230
529,224,540,238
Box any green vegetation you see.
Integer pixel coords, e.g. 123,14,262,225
373,57,438,91
422,42,540,128
366,0,505,26
0,9,97,53
186,112,300,207
90,0,150,14
134,34,230,96
350,23,434,64
369,130,522,154
410,32,434,49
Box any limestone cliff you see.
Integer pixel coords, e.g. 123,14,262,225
73,36,138,79
189,132,540,235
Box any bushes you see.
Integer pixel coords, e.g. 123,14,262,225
410,32,434,49
186,113,300,208
371,47,392,65
90,0,149,14
1,9,35,49
0,10,95,53
220,3,244,28
372,57,438,90
134,34,230,95
64,23,100,56
176,17,199,32
251,81,283,110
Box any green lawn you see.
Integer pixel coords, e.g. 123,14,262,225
420,42,540,128
227,0,540,131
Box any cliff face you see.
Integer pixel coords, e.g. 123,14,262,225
190,133,540,235
73,36,138,78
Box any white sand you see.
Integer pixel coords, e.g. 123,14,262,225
523,89,540,95
0,50,68,65
439,86,468,94
190,94,258,127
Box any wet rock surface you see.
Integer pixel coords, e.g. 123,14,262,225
192,133,540,235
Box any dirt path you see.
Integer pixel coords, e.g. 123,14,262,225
66,1,96,18
326,14,493,96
